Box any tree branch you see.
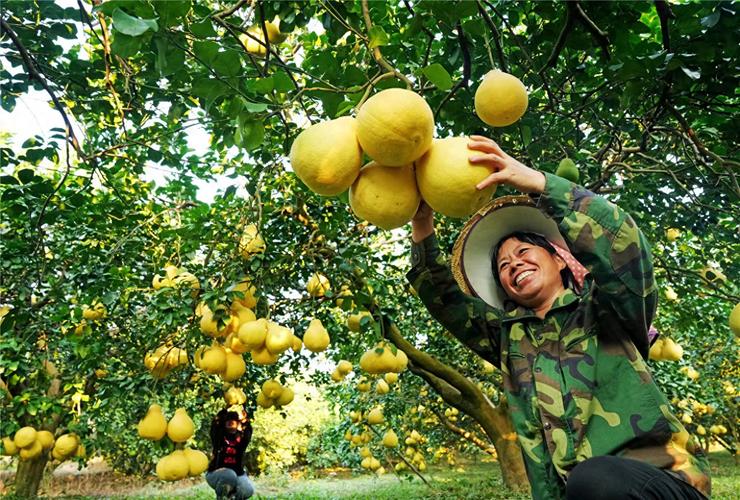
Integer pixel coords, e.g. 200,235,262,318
540,2,575,72
571,1,610,59
433,22,471,119
360,0,412,89
654,0,675,52
476,0,508,73
429,407,497,456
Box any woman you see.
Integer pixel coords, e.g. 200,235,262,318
206,405,255,499
408,136,710,499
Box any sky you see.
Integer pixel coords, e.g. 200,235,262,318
0,2,333,205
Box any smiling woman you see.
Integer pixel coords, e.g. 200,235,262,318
408,135,711,500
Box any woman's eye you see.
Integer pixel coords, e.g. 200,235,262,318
499,262,508,271
519,248,528,254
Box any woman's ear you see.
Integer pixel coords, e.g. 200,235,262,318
554,253,567,272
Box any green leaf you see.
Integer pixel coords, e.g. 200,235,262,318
236,121,265,151
273,71,294,93
193,40,219,64
700,11,720,28
243,101,269,113
190,19,216,37
110,32,145,58
111,8,158,37
212,50,242,77
680,66,701,80
421,63,453,91
368,26,389,49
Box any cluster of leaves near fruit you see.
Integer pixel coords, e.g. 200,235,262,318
1,0,737,481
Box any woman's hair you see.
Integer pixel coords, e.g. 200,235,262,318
491,231,575,289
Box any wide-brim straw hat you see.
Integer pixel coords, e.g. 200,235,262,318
451,195,567,310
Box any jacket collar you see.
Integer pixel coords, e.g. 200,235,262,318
501,288,580,323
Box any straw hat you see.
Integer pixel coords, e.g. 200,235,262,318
451,195,567,310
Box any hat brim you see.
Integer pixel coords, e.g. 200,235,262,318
451,196,566,310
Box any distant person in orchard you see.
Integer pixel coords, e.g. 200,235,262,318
408,135,710,499
206,405,255,499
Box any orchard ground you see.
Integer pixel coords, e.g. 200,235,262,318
1,452,737,499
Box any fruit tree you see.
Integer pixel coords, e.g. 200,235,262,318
1,1,737,497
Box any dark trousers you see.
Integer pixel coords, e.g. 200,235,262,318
565,456,706,500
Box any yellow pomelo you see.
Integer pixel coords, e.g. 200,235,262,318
251,345,279,365
291,335,302,352
265,322,293,354
167,408,195,443
289,117,362,196
307,273,331,297
264,19,287,44
474,70,528,127
337,360,353,375
347,311,371,332
382,430,398,448
661,338,683,361
356,88,434,166
231,278,258,309
331,369,344,382
262,379,284,399
349,162,420,230
393,349,409,373
239,224,265,258
156,451,190,481
19,439,42,460
256,391,275,408
37,430,54,450
648,338,664,360
416,136,497,217
375,379,390,394
303,318,330,352
200,344,227,374
239,33,267,56
384,372,398,384
238,318,268,350
183,448,209,476
2,436,18,456
360,343,398,374
366,407,384,425
53,433,78,458
231,302,257,325
14,427,37,449
221,352,246,382
276,387,295,407
729,303,740,337
224,386,247,406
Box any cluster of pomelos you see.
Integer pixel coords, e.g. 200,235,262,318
136,404,208,481
1,427,82,462
256,379,295,409
290,70,529,229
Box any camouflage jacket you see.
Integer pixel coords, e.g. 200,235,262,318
407,173,710,499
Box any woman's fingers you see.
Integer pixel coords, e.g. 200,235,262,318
476,172,505,191
469,153,505,166
468,135,505,156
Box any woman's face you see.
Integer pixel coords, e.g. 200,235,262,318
225,419,240,432
496,237,566,309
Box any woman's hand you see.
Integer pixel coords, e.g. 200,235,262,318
411,200,434,243
468,135,546,194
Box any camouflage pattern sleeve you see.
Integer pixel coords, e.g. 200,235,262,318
531,173,658,359
407,233,503,367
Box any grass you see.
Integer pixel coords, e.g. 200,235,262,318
22,451,740,499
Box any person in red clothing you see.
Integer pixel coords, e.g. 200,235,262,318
206,405,255,499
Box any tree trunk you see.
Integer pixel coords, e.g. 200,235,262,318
384,320,530,493
13,453,49,498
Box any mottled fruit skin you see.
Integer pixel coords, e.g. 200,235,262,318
474,70,528,127
415,137,497,218
356,88,434,166
349,162,420,229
